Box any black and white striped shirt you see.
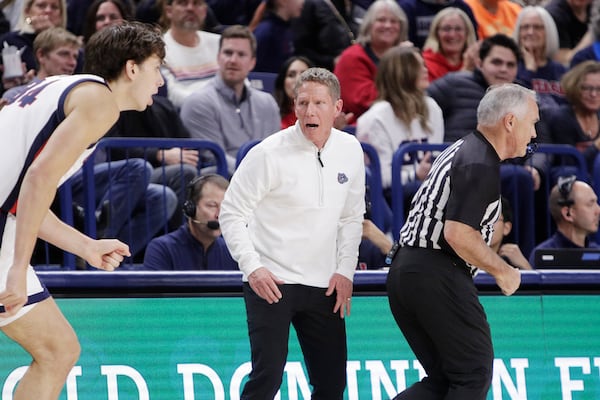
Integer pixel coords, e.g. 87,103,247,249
399,131,502,273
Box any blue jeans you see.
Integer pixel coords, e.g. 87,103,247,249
70,159,177,256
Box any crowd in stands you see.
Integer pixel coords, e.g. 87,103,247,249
1,0,599,271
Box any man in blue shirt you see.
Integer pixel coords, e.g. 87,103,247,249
529,175,600,267
143,174,238,270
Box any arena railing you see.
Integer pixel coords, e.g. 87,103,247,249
44,138,229,270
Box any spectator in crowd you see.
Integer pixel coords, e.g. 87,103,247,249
0,0,76,93
528,175,600,267
513,6,567,110
464,0,521,40
570,3,600,67
291,0,354,71
492,196,533,270
135,0,220,30
0,21,162,398
398,0,478,49
180,25,280,172
2,27,79,102
357,46,443,192
422,7,478,82
161,0,220,108
105,94,198,231
274,55,312,128
144,174,238,270
537,61,600,174
427,33,520,143
220,67,365,400
69,158,178,259
251,0,304,73
545,0,592,66
81,0,132,43
334,0,409,121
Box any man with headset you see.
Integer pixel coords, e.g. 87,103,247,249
143,174,238,270
528,175,600,268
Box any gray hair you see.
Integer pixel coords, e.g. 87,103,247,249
512,6,560,58
356,0,408,46
293,67,341,101
477,84,537,126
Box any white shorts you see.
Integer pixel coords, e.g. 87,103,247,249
0,214,50,327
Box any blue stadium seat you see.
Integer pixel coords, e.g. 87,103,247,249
360,142,389,232
55,138,228,269
248,72,277,94
235,139,261,169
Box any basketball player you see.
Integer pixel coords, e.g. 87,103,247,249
0,22,164,399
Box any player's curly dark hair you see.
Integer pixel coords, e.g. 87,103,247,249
84,21,165,81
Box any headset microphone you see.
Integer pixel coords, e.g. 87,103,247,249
191,219,220,230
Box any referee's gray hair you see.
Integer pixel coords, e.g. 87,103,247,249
294,67,341,101
477,84,537,126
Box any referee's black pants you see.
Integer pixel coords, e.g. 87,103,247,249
240,283,347,400
386,247,493,400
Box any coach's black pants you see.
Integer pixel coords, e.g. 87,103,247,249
386,247,493,400
240,283,347,400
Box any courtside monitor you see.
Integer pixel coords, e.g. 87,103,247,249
534,248,600,269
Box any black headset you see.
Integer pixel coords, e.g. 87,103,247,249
557,175,576,217
182,174,217,219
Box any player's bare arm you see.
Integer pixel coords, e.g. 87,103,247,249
11,82,119,272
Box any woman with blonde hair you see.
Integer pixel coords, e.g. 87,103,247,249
334,0,409,120
422,7,477,82
357,46,443,193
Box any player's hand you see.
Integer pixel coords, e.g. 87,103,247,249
495,265,521,296
0,266,28,316
326,273,353,318
84,239,130,271
248,267,284,304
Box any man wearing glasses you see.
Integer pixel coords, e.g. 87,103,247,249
528,175,600,267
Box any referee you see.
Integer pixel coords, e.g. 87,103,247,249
387,83,538,399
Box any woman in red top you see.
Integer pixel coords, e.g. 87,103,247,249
422,7,477,82
333,0,408,120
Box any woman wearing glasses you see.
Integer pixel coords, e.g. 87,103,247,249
422,7,478,82
537,60,600,174
513,6,567,110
